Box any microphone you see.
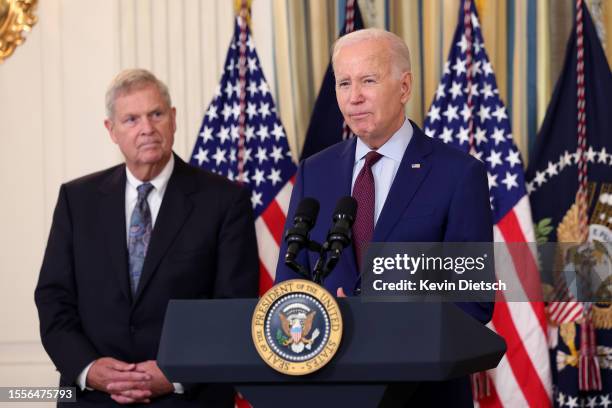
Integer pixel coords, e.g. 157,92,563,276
317,197,357,282
284,198,320,273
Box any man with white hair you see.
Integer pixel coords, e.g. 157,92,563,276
275,28,493,406
36,69,259,407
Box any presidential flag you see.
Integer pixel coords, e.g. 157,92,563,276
189,11,296,294
299,0,364,160
526,1,612,406
423,0,552,406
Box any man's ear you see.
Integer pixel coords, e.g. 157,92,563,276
104,118,118,144
400,71,413,104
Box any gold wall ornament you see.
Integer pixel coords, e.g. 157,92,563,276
0,0,38,63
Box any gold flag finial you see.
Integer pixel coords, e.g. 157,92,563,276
234,0,252,28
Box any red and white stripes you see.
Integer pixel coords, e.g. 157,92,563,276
255,180,294,294
548,300,584,324
479,197,552,407
579,312,602,390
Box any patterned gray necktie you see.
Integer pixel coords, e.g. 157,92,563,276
128,182,154,295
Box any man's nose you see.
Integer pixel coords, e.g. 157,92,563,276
140,117,154,134
348,83,364,104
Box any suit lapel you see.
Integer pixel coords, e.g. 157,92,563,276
338,139,360,277
373,124,433,242
133,156,195,305
338,138,357,197
99,166,132,303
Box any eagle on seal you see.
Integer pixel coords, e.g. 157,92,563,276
280,311,316,353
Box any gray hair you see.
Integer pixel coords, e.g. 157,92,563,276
332,28,412,78
105,69,172,118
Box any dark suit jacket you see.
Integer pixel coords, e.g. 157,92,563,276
35,154,259,407
275,124,494,407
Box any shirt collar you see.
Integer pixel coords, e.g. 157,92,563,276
125,154,175,193
354,118,413,163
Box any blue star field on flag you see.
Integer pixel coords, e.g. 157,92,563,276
189,16,296,218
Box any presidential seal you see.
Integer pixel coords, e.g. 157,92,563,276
251,279,343,375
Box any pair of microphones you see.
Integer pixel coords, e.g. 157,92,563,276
284,196,357,285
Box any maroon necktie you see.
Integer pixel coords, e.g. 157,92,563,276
352,151,383,270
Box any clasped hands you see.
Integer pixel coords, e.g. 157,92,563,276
86,357,174,404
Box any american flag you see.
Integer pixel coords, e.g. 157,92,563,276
189,12,296,295
423,1,552,406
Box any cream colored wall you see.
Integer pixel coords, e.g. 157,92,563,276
0,1,275,405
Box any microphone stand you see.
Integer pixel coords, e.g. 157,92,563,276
306,240,338,286
312,241,330,285
285,240,323,281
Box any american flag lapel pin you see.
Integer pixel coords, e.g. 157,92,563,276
411,163,421,169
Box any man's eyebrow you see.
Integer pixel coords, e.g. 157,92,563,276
148,106,164,113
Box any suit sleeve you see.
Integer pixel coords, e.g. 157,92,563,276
274,161,311,283
213,186,259,298
444,158,495,324
34,185,100,384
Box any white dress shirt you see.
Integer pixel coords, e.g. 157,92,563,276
77,155,183,394
351,119,413,225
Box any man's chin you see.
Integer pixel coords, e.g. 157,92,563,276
139,150,169,166
351,127,374,139
347,122,374,137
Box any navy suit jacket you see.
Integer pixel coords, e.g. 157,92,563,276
275,123,494,324
274,124,494,406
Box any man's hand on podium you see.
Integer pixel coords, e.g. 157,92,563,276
337,287,347,297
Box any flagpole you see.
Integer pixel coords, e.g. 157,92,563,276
463,0,476,156
574,0,603,392
341,0,357,141
576,0,588,244
236,0,250,186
